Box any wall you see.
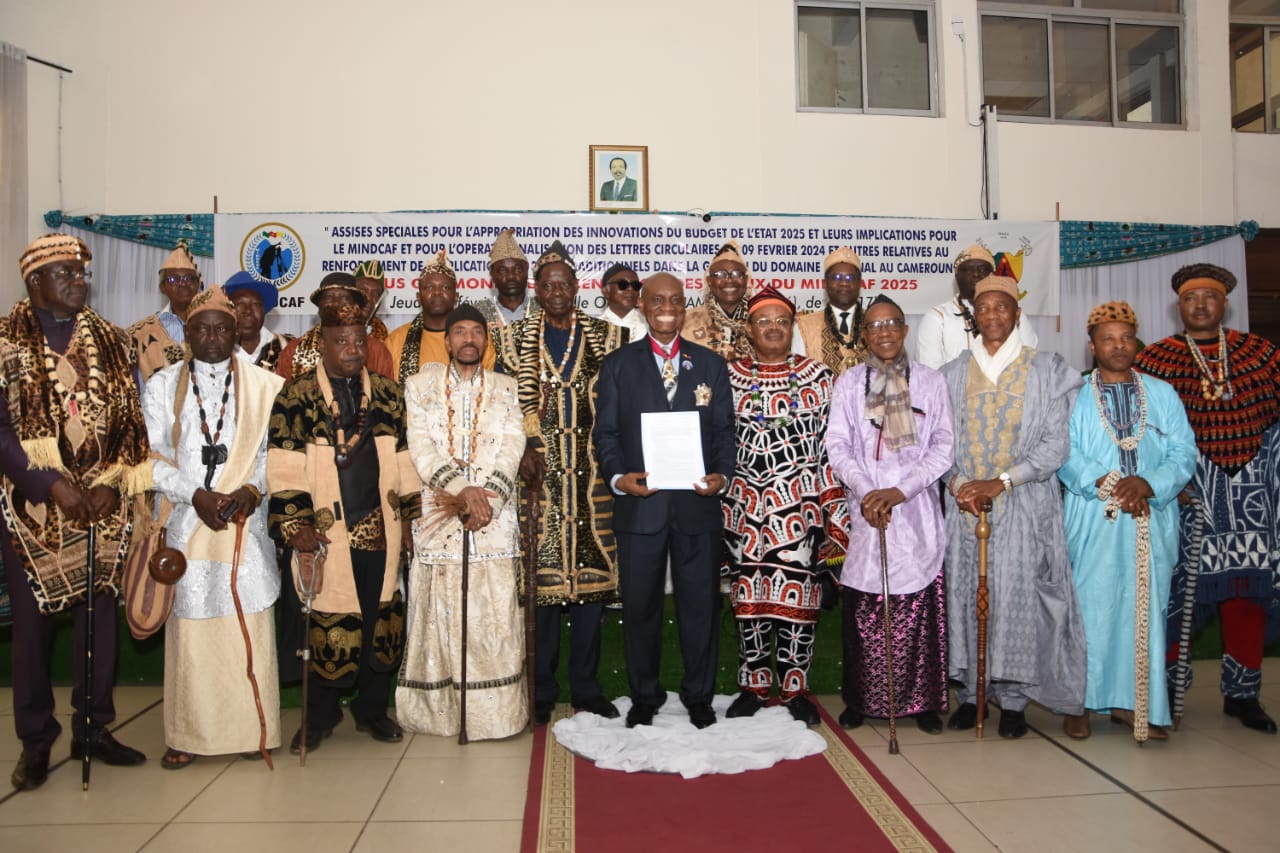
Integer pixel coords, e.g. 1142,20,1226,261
3,0,1277,256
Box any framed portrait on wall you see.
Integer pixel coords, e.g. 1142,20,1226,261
589,145,648,212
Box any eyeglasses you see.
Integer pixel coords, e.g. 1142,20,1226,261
825,272,860,284
751,316,794,328
162,273,201,287
709,270,748,283
864,318,905,333
608,279,641,291
48,268,92,283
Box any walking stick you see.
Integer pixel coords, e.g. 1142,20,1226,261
82,522,96,791
228,514,273,768
975,500,992,740
296,542,325,766
523,482,540,731
878,526,899,755
458,517,472,745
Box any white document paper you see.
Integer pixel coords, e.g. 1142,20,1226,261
641,411,706,490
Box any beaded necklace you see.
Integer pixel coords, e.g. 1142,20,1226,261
539,319,579,383
1092,368,1147,452
43,318,102,436
328,376,369,470
953,297,979,339
445,364,485,468
1185,328,1233,401
189,358,234,489
749,356,799,429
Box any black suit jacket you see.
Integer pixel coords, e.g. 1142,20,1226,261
593,337,735,535
599,177,638,202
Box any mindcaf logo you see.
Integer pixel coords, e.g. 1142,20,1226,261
240,223,305,291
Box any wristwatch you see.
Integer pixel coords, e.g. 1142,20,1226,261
998,472,1013,493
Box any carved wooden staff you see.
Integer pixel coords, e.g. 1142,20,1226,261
458,516,472,745
975,499,992,740
523,482,540,731
296,542,324,767
878,526,899,755
82,522,96,791
228,513,273,768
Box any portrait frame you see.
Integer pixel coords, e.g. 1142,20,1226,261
589,144,649,212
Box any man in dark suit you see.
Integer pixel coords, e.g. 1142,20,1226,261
599,157,638,202
593,273,736,729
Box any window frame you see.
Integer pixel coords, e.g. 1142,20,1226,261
794,0,940,117
978,1,1185,129
1230,7,1280,133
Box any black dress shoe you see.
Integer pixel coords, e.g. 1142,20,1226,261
355,715,404,742
914,711,944,734
70,730,146,766
1224,696,1279,734
626,702,657,728
11,749,50,791
998,709,1028,738
572,695,620,719
947,702,986,730
786,695,821,727
534,701,555,725
726,691,766,718
289,726,334,754
687,702,716,729
838,707,864,729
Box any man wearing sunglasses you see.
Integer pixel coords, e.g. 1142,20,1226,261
596,263,648,342
129,243,204,381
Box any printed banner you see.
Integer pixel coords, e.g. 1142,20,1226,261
213,213,1059,316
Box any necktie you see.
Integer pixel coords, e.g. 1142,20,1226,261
839,311,850,336
651,336,680,403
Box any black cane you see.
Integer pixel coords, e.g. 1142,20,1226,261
82,522,96,790
459,516,472,745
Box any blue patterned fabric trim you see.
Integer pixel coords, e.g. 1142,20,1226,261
1221,653,1262,699
44,211,214,257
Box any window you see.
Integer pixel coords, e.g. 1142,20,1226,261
979,1,1183,126
796,2,938,115
1231,0,1280,132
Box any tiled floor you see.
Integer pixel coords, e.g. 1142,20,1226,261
1,659,1276,852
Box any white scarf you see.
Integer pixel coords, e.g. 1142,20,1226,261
971,327,1024,384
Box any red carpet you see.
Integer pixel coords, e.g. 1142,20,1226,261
521,703,953,852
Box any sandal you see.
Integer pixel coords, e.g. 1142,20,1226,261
160,748,196,770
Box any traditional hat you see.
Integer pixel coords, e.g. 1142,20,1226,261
445,303,488,333
707,240,751,278
352,259,385,282
489,229,528,265
160,243,199,272
533,240,576,277
418,249,457,283
601,263,638,285
1086,300,1138,331
972,274,1019,303
954,243,995,270
19,234,91,279
319,302,367,328
309,271,367,308
223,270,279,313
186,284,236,321
1171,264,1236,296
747,286,795,317
823,247,862,273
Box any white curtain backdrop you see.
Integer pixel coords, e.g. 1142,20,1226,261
50,226,1248,365
0,42,29,311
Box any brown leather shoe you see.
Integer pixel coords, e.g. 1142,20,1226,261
1063,713,1091,739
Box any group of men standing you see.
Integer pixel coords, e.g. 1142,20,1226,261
5,227,1278,792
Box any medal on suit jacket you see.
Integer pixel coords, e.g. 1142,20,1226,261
695,383,712,406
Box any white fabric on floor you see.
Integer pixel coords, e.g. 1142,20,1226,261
551,693,827,779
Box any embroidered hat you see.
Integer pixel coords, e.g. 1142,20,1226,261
954,243,995,270
489,228,528,265
310,272,368,308
746,286,795,317
418,249,458,283
352,259,385,282
823,247,862,273
533,240,576,278
160,243,200,272
707,240,752,280
1086,300,1138,331
972,274,1019,303
19,234,91,279
223,270,279,313
186,284,236,321
1171,264,1236,295
319,302,367,328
